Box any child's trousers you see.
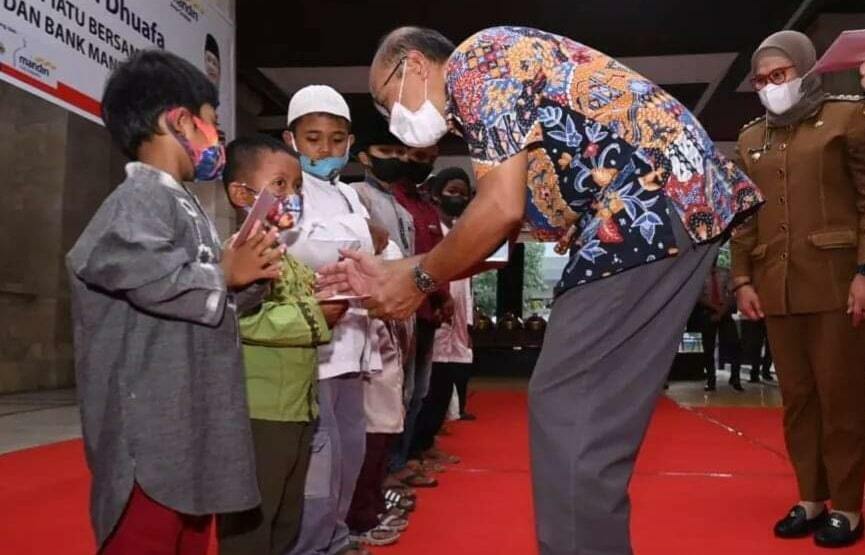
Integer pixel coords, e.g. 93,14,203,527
101,483,212,555
218,420,314,555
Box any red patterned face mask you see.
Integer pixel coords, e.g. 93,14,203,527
166,108,226,181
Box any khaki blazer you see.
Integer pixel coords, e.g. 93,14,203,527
731,96,865,315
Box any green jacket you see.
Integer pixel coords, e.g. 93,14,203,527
239,254,330,422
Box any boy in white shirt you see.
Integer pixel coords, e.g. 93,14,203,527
282,85,375,555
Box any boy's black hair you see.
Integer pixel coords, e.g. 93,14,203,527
101,49,218,160
223,134,298,187
288,112,352,134
429,166,472,198
205,34,220,60
351,113,402,157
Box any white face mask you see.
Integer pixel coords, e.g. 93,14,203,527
758,77,804,115
389,68,448,148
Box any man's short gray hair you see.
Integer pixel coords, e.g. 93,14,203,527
374,26,456,68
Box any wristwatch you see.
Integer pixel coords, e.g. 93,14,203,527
412,263,439,294
857,264,865,277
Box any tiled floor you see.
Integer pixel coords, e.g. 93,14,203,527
0,389,80,455
666,368,783,409
472,369,782,409
0,370,781,456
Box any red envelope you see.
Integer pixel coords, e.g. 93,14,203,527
812,29,865,74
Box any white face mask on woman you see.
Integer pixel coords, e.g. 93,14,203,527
758,77,804,115
389,66,449,148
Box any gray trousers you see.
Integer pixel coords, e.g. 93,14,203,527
529,219,718,555
286,374,366,555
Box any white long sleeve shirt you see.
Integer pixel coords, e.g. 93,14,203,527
297,173,374,380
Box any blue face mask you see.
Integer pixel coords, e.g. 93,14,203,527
300,154,346,181
282,193,303,221
293,135,352,182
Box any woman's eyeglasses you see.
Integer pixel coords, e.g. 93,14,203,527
751,65,796,90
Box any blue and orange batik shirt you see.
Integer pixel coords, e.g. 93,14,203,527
444,26,763,293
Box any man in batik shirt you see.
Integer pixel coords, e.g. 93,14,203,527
319,26,763,555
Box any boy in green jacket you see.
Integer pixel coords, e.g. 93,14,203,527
218,135,348,555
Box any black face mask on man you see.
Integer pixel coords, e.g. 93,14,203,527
439,195,469,217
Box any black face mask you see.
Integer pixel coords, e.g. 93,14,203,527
405,161,434,185
369,156,408,184
440,195,469,217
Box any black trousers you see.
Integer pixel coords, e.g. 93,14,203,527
346,433,397,533
698,309,741,385
760,336,774,376
740,320,774,379
410,362,469,457
453,363,472,415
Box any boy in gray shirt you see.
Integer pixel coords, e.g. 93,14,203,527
67,50,283,555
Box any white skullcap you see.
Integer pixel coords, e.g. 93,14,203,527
287,85,351,127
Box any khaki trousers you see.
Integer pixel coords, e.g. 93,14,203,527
767,311,865,511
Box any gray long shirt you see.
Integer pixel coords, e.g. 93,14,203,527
351,176,415,257
66,162,259,546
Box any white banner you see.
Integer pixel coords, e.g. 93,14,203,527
0,0,236,139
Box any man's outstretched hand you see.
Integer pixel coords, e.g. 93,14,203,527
317,250,426,320
316,249,379,298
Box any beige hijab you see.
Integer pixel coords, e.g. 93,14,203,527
752,30,825,127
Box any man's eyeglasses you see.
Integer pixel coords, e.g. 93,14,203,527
373,56,408,119
751,65,796,90
383,56,407,88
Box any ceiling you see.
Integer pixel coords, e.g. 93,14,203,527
236,0,863,152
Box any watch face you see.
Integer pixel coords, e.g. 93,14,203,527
413,265,437,293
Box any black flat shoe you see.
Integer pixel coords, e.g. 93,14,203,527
774,505,828,539
730,381,745,392
815,513,864,548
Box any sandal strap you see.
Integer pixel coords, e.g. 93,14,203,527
380,514,407,526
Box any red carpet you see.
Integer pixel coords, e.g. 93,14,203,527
1,391,861,554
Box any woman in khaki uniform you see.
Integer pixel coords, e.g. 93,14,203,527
731,30,865,548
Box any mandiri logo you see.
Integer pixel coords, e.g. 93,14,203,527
171,0,204,23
